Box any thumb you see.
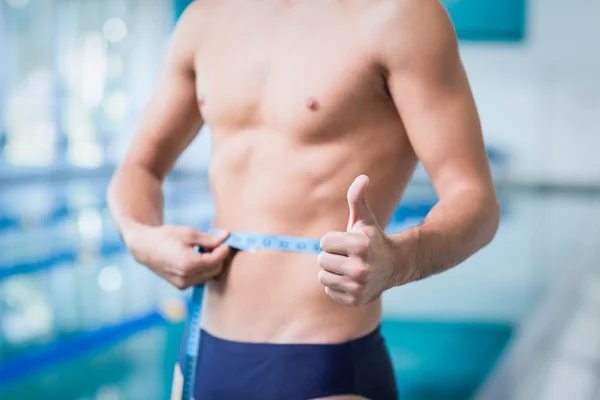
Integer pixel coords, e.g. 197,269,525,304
347,175,377,231
193,229,230,249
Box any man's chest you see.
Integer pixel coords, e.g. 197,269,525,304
192,9,388,137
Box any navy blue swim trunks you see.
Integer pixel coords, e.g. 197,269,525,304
178,326,398,399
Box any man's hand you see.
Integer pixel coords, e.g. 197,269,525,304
128,226,231,290
318,175,400,307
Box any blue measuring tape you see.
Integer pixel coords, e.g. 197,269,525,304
181,232,322,400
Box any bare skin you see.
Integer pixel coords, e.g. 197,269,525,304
108,0,500,398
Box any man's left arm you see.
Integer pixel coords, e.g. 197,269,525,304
317,2,499,307
383,2,500,287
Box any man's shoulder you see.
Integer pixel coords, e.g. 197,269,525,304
177,0,214,25
176,0,225,34
169,0,219,58
359,0,458,69
362,0,450,29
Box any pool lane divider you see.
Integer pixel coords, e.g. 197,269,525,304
0,310,167,388
0,240,125,281
0,189,203,233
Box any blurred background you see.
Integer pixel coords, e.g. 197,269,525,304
1,0,599,399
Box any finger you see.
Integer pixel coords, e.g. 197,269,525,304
185,229,230,249
319,253,370,282
318,269,344,290
318,269,361,293
317,252,348,275
320,231,369,257
195,243,231,268
187,266,223,286
325,287,359,307
347,175,377,231
174,245,231,288
176,243,230,275
172,267,220,290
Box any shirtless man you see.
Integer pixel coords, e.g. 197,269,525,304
108,0,500,398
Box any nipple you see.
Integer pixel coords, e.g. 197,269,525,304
197,95,205,107
306,97,320,111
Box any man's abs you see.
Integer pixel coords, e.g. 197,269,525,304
200,125,415,344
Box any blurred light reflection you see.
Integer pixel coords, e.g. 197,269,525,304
102,18,128,44
97,266,123,293
77,208,103,241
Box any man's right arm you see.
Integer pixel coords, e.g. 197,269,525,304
108,6,230,289
108,8,200,240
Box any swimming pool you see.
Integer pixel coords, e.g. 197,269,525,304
1,177,597,400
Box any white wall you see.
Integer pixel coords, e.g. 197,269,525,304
462,0,600,185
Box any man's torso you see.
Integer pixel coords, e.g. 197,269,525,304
189,0,418,343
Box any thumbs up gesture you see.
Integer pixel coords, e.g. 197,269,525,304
318,175,398,307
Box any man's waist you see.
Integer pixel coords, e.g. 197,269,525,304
202,288,382,344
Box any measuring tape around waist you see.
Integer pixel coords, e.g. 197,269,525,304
181,231,322,400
